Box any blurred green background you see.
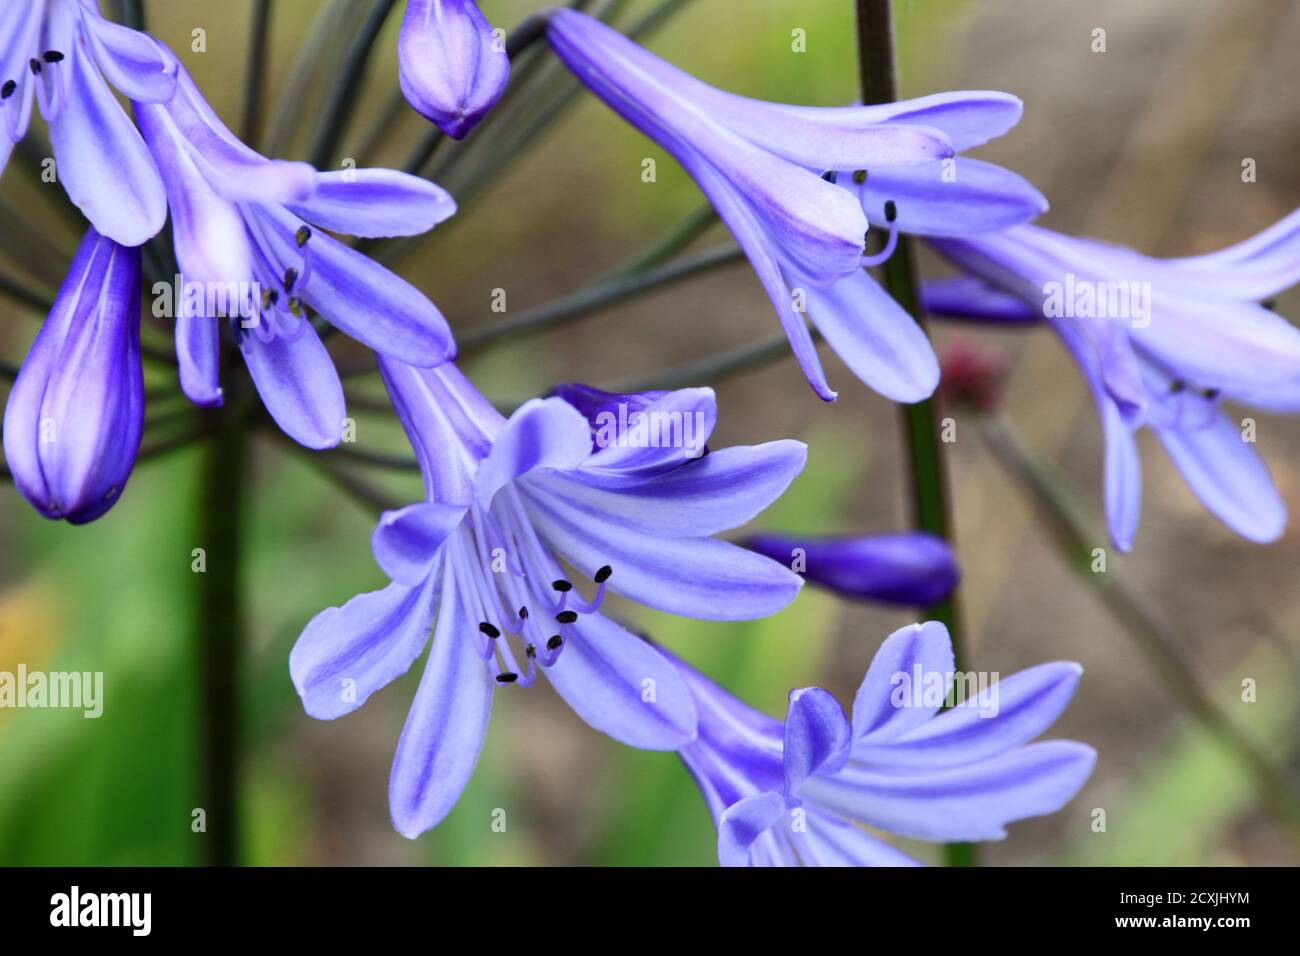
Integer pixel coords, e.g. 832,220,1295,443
2,0,1299,865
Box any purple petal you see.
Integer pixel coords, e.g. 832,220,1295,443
1054,318,1142,550
378,358,502,502
783,687,852,795
238,318,346,450
398,0,510,139
561,385,719,481
529,439,807,537
802,814,922,867
47,43,165,245
148,65,316,204
800,740,1096,842
253,204,456,367
0,1,41,146
522,487,804,620
174,314,223,406
288,168,457,238
805,269,940,403
135,96,253,287
744,531,959,606
473,397,592,509
389,567,495,838
289,575,438,719
921,276,1039,325
1155,411,1286,543
855,158,1047,236
372,501,468,586
852,663,1083,770
547,10,954,170
543,611,697,749
717,791,795,867
2,230,142,524
807,91,1025,153
82,12,178,102
851,622,954,744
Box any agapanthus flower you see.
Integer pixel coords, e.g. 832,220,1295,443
398,0,509,139
134,63,458,449
675,621,1094,866
0,0,174,245
4,227,142,523
542,8,1045,403
929,216,1300,548
289,370,807,837
743,531,959,607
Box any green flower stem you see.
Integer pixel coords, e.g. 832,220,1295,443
459,244,743,352
979,412,1300,843
241,0,274,148
306,0,401,170
856,0,974,868
193,409,246,866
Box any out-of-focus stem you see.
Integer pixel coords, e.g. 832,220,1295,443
979,412,1300,842
856,0,974,868
193,413,246,866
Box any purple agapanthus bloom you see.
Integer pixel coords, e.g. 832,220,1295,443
0,0,174,245
543,8,1046,403
133,63,458,449
398,0,509,139
675,621,1094,866
4,228,142,523
929,216,1300,548
289,368,807,837
743,531,959,607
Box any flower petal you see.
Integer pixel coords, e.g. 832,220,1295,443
783,687,852,795
289,575,438,720
372,501,469,586
802,814,922,867
717,791,795,867
1155,411,1286,543
529,439,806,537
523,487,804,620
560,385,719,481
474,397,592,509
805,269,940,403
855,158,1047,235
254,205,456,367
800,740,1096,842
47,45,165,245
921,276,1040,325
288,168,457,238
82,11,178,102
544,612,697,749
238,318,345,450
851,621,954,744
389,566,495,838
174,313,223,406
852,663,1083,770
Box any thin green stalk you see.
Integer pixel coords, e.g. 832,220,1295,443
193,411,246,867
612,204,719,275
460,244,743,352
241,0,273,148
979,413,1300,843
306,0,401,170
857,0,973,868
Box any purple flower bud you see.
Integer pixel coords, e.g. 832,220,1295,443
743,532,959,607
398,0,510,139
3,229,143,524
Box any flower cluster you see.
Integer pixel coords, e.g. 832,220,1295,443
6,1,1293,867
